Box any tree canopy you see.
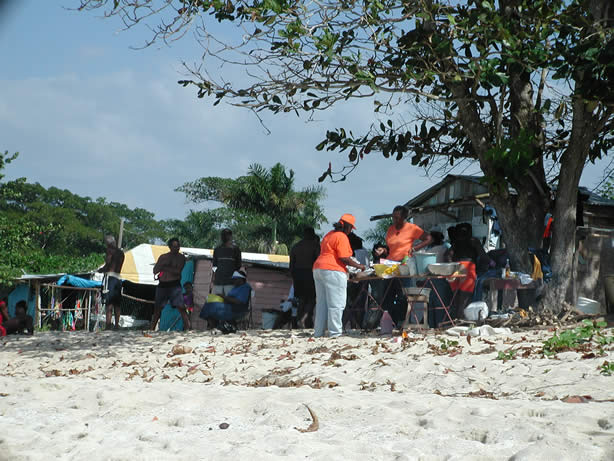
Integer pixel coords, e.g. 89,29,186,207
0,152,167,287
75,0,614,309
176,162,327,253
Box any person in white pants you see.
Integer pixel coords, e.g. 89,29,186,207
312,214,366,338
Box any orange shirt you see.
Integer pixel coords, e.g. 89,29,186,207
313,230,353,273
386,222,425,261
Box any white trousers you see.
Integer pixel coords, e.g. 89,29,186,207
313,268,347,338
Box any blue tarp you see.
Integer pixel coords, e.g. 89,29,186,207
57,275,102,288
7,284,35,318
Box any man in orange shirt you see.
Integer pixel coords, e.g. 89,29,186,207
384,205,432,325
312,214,366,338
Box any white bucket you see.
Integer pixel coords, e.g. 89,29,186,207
414,252,438,275
576,297,601,314
262,311,279,329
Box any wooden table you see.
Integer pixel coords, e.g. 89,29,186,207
348,274,462,329
483,278,537,312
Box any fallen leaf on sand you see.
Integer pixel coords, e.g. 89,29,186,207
170,345,193,356
295,404,319,433
562,395,590,403
534,391,545,397
187,365,199,374
466,335,472,345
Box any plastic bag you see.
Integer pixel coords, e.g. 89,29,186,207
464,301,489,321
362,307,383,330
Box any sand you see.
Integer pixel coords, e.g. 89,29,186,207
1,327,613,461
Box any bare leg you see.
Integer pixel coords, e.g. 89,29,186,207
114,305,121,330
150,305,163,331
300,300,315,329
105,304,113,329
178,307,191,331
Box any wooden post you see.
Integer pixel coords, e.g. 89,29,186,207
34,282,41,329
118,217,125,248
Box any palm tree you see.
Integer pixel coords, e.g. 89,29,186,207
176,162,326,252
232,163,324,250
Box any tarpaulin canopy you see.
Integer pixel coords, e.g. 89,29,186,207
57,274,102,288
120,244,289,285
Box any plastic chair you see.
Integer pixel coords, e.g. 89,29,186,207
235,289,254,330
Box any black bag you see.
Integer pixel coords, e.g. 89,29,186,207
218,321,237,334
362,307,383,330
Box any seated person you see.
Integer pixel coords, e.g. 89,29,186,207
183,281,194,314
0,300,34,336
274,285,298,329
200,270,251,326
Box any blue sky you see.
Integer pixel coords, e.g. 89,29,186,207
0,1,609,237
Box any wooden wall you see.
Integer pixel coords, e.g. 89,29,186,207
191,259,292,330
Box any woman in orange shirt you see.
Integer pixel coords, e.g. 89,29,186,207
383,205,432,325
312,214,366,338
386,205,432,260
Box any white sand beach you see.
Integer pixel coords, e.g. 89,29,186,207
1,327,613,461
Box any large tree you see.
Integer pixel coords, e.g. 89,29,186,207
177,162,327,252
76,0,614,310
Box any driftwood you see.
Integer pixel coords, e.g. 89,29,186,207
485,305,603,329
295,404,319,433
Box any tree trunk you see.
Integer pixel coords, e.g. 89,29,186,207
541,100,594,311
271,221,277,248
489,175,547,273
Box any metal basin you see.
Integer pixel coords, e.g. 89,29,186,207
427,262,461,276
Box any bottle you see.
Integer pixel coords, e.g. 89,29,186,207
505,259,511,278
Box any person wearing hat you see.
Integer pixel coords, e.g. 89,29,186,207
312,214,366,338
200,270,252,327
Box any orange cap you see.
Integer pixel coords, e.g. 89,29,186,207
339,213,356,229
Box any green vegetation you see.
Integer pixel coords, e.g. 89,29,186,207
1,153,327,289
439,338,459,352
542,320,613,357
0,151,166,287
599,361,614,376
496,349,517,362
